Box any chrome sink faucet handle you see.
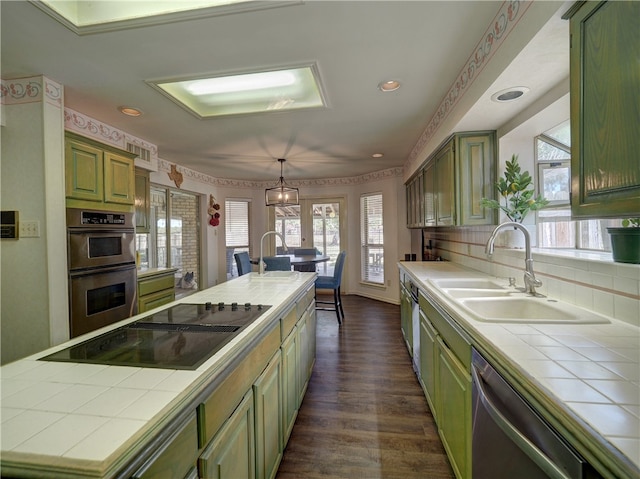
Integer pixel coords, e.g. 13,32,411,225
485,222,542,296
259,231,288,275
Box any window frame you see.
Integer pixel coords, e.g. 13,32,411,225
360,192,384,285
225,198,252,277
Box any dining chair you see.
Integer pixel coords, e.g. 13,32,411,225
234,252,252,276
315,251,346,324
292,248,319,272
263,256,292,271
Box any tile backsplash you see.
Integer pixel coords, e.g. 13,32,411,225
423,226,640,327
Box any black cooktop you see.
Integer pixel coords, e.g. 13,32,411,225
41,303,271,370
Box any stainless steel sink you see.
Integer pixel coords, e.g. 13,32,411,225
457,297,610,324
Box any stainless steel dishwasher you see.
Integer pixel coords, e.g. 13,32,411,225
471,348,601,479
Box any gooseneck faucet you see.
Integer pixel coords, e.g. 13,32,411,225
259,231,288,275
485,222,542,296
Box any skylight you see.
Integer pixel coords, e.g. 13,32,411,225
149,66,326,118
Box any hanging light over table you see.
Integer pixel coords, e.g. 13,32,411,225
265,158,299,206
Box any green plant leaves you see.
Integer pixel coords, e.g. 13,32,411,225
480,154,549,222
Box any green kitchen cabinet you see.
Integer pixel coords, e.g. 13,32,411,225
253,351,283,479
567,0,640,218
400,281,413,355
281,325,298,444
410,131,496,228
434,139,456,226
296,308,311,404
132,412,199,479
65,132,136,212
419,308,438,423
135,167,151,233
437,336,472,479
137,269,176,313
199,391,256,479
418,288,472,479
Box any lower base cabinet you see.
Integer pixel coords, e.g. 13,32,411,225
254,352,283,479
281,325,299,444
437,337,472,479
418,289,472,479
199,391,256,479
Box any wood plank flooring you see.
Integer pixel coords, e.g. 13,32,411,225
276,294,454,479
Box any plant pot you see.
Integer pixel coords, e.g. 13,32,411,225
607,227,640,264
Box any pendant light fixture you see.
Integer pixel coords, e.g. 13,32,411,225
265,158,299,207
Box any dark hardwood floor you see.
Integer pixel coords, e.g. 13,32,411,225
276,294,454,479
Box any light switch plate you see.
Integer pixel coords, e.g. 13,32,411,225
20,221,40,238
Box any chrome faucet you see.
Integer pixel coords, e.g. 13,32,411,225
259,231,288,275
485,222,542,296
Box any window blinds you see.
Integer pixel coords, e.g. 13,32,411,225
360,193,384,284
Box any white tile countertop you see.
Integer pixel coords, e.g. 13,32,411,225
399,261,639,479
0,272,316,478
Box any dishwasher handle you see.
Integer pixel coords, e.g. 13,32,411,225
471,365,571,479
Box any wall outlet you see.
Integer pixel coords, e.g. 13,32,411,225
19,221,40,238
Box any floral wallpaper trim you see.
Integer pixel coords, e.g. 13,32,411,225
408,0,531,164
63,107,158,168
157,158,402,189
0,76,62,108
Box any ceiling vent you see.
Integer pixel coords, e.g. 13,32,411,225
126,142,152,162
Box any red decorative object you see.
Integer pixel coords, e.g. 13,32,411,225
208,194,221,227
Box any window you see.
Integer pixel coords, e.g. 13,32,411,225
225,199,250,277
136,186,200,298
360,193,384,284
536,120,620,250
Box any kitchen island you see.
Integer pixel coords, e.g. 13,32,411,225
399,261,639,479
0,271,317,478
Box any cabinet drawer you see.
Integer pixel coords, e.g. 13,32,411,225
420,291,471,370
139,289,175,313
133,412,198,479
296,287,314,319
280,307,297,341
138,274,175,297
198,323,280,446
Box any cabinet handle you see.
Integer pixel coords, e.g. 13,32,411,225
471,365,571,479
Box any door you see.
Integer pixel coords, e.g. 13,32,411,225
272,197,345,276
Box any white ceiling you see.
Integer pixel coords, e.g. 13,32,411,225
1,1,570,182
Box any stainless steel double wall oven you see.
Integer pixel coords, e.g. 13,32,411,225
67,208,137,337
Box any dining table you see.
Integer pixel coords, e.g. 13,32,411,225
250,253,330,268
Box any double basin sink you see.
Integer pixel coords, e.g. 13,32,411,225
429,278,610,324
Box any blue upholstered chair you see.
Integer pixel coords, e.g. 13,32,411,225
234,252,252,276
315,251,346,324
293,248,319,272
263,256,292,271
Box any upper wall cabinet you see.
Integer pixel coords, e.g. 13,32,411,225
65,132,136,212
135,167,151,233
567,0,640,218
407,131,496,228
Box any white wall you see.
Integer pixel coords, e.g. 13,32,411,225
1,76,68,364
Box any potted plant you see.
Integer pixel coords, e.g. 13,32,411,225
607,218,640,264
480,154,549,223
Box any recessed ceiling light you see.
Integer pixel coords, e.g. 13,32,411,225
149,65,325,118
118,106,143,117
372,153,384,158
491,86,530,103
378,80,400,92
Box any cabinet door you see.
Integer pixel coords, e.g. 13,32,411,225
296,312,310,403
437,337,472,479
135,168,151,232
104,151,135,205
435,140,455,226
400,285,412,353
254,352,283,479
199,391,255,479
419,311,438,423
133,412,198,479
281,327,298,443
138,289,175,313
65,139,104,202
457,133,496,225
569,0,640,217
423,162,436,226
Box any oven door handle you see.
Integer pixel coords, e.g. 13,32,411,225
471,364,571,479
69,262,136,277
